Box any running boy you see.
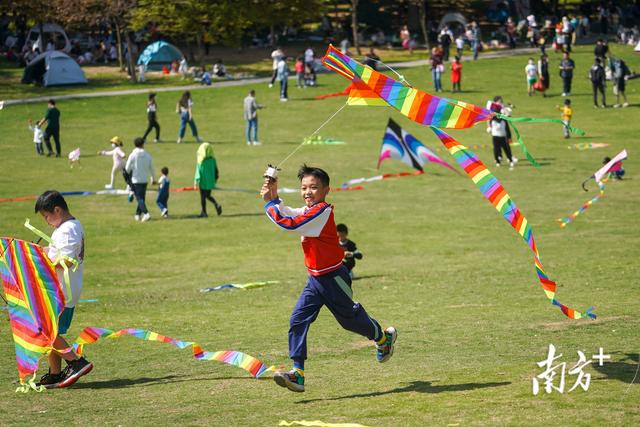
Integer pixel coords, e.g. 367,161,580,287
260,165,396,393
35,190,93,388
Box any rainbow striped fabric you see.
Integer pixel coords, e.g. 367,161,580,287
73,327,275,378
323,45,493,128
430,127,595,320
0,238,65,389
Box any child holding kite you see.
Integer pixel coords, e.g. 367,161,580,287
261,165,396,393
556,99,573,139
35,190,93,388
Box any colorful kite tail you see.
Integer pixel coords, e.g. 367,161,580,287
557,177,608,228
73,327,275,378
429,126,595,320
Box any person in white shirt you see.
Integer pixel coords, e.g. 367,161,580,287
98,136,126,189
525,57,538,96
28,118,44,155
487,115,516,169
125,137,155,222
34,190,93,388
269,47,284,87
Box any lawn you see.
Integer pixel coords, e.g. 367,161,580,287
0,44,638,426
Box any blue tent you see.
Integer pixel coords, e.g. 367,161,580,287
137,41,183,71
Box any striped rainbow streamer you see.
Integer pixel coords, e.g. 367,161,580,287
74,327,275,378
430,127,595,320
0,237,65,388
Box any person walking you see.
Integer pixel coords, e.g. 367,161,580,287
41,99,61,157
176,91,202,144
142,93,160,143
269,46,284,88
194,142,222,218
537,54,550,96
559,52,575,97
611,57,630,108
125,137,155,222
244,89,263,146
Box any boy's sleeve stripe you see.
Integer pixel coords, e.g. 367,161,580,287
266,202,329,230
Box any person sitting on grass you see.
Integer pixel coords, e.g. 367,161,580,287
260,164,396,393
35,190,93,389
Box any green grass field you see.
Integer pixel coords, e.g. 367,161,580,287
0,45,639,426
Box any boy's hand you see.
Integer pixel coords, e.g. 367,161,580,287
260,177,278,202
344,251,354,258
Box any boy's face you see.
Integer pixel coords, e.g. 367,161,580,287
337,231,348,241
39,207,65,228
300,175,329,207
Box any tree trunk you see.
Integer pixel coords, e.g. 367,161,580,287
187,39,195,63
195,32,203,65
269,24,276,47
125,30,137,82
38,21,44,52
115,21,125,72
351,0,360,55
418,1,429,49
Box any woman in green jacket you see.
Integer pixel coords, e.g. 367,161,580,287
194,142,222,217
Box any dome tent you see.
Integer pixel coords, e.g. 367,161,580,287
21,51,87,87
137,41,184,71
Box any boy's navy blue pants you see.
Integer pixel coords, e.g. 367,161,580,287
289,265,383,365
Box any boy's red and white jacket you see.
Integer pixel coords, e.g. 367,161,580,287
265,198,344,276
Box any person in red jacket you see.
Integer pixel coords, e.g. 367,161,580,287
451,56,463,92
261,164,396,393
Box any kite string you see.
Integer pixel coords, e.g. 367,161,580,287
277,102,348,168
364,56,412,87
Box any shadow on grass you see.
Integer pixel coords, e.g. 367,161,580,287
592,352,640,384
295,380,511,403
72,374,257,389
352,274,385,281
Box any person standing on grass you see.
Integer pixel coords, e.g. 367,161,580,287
260,164,396,393
176,91,202,144
611,57,630,108
156,166,170,218
125,137,155,222
559,52,575,96
194,142,222,218
244,89,263,146
488,115,516,170
590,57,607,108
142,93,160,143
34,190,93,389
537,54,550,97
556,99,573,139
525,58,538,96
41,99,61,157
430,46,444,93
451,56,462,92
277,56,289,101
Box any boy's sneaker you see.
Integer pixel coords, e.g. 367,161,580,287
104,184,113,190
154,139,160,143
161,208,168,218
246,140,252,146
253,141,262,146
36,371,64,389
134,214,140,221
215,204,222,216
376,326,397,363
274,369,305,392
141,213,151,222
128,192,134,203
177,138,183,144
58,357,93,388
196,136,203,143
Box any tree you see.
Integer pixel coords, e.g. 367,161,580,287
246,0,326,47
409,0,429,49
350,0,360,55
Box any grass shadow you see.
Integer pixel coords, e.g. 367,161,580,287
72,374,257,389
295,380,511,403
592,352,640,384
352,274,385,281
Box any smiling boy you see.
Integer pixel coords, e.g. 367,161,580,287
261,165,396,392
34,190,93,388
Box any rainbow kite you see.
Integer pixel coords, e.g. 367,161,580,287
321,45,585,167
0,237,65,391
1,227,276,392
430,127,595,319
320,45,594,320
379,118,457,173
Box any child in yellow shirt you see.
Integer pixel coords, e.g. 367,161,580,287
557,99,572,139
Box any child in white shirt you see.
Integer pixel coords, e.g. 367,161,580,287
28,119,44,155
99,136,126,189
34,190,93,389
525,58,538,96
